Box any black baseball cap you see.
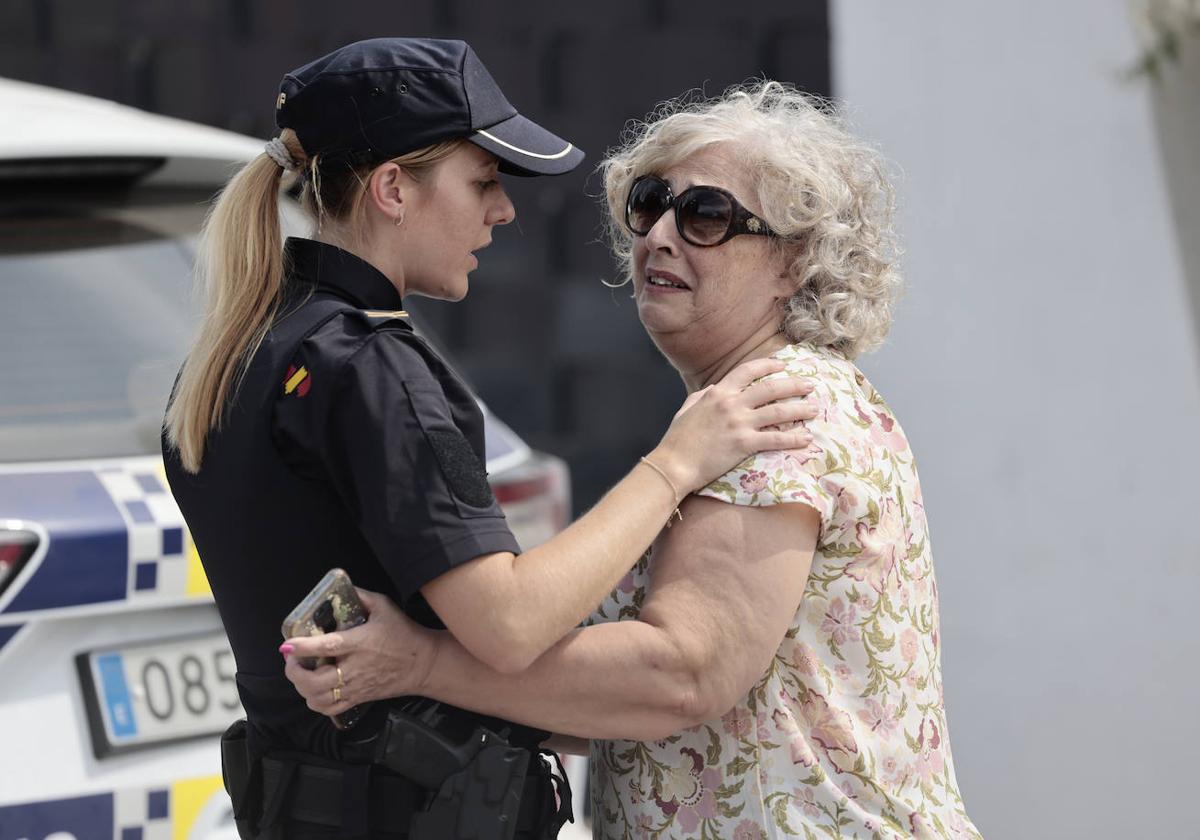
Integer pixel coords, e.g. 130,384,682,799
274,38,584,177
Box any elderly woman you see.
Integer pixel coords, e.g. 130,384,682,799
286,82,983,839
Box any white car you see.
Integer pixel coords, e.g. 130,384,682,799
0,78,578,840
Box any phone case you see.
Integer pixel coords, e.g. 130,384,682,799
281,568,371,729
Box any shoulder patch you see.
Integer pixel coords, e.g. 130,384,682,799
283,364,311,397
427,429,495,508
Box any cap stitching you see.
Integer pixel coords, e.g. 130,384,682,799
458,48,473,131
291,65,461,82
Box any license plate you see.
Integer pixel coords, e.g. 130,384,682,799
76,630,244,758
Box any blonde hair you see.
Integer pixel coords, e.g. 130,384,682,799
165,129,462,472
601,81,903,359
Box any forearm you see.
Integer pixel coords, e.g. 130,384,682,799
491,457,683,669
419,620,703,742
543,734,590,756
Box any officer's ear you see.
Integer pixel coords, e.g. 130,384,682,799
364,162,414,227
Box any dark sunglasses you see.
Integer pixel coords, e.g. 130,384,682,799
624,175,776,247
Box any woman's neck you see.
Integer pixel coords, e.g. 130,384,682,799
671,325,790,393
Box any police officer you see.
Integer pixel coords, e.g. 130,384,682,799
163,38,815,839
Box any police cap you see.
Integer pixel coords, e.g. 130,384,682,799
275,38,584,176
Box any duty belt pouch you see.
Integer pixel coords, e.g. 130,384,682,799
220,719,258,838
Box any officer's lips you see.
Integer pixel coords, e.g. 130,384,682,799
468,241,491,269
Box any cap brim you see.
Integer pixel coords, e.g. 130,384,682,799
469,113,585,177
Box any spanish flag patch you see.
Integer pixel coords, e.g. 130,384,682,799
283,364,311,397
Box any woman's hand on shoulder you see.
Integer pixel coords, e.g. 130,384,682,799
652,357,817,494
282,587,442,717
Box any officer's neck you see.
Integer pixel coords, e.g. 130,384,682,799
313,226,407,298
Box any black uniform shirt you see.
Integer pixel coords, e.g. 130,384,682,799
165,238,535,756
272,238,520,602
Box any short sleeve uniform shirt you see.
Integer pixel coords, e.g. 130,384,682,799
165,237,532,754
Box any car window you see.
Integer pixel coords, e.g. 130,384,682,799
0,198,204,461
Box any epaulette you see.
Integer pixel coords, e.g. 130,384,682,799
361,309,413,331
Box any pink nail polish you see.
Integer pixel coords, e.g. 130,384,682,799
279,643,294,655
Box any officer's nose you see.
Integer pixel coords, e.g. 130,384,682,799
489,184,515,227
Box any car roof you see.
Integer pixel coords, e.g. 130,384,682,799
0,77,263,186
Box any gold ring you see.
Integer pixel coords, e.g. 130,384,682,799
335,665,345,688
332,685,342,703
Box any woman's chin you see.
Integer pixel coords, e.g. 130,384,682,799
636,296,689,333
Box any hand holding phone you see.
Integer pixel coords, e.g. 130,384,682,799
281,568,371,729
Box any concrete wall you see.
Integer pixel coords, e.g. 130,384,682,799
831,3,1200,837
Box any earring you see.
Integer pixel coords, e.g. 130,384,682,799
394,215,404,227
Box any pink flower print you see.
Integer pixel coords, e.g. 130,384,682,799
772,706,818,767
633,814,654,839
848,436,872,471
756,710,773,741
790,444,825,469
913,718,945,787
733,818,762,840
868,410,909,454
820,597,862,646
617,570,637,594
792,642,821,677
799,690,859,760
722,706,753,739
853,400,873,425
838,778,857,800
910,812,934,839
880,755,906,787
856,697,900,739
793,786,822,819
820,478,860,516
834,664,852,682
652,748,721,835
919,717,942,752
846,499,903,592
899,627,920,663
740,469,769,494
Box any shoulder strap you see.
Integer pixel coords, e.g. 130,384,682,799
269,294,358,349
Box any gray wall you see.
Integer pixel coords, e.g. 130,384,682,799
832,2,1200,838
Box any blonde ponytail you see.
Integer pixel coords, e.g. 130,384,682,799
165,131,301,472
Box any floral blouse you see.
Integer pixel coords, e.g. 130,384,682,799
586,344,982,840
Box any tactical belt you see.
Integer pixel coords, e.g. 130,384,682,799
257,754,562,838
261,758,421,831
223,717,571,839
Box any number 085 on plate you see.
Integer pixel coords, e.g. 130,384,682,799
75,630,244,758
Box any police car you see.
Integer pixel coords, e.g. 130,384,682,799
0,78,575,840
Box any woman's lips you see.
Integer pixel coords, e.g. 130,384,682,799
645,269,691,291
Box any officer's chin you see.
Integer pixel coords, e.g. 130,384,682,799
410,276,469,302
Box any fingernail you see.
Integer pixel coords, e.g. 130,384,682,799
279,643,294,655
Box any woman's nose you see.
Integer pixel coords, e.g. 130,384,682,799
643,207,679,254
489,185,516,226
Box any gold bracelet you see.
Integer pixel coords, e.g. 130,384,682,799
639,456,684,526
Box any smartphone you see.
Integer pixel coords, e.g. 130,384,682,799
281,568,371,729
